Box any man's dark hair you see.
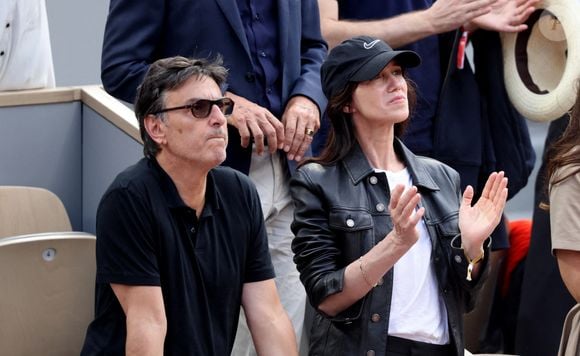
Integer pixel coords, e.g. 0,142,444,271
134,56,228,158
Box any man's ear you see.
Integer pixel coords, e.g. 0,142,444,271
144,114,166,145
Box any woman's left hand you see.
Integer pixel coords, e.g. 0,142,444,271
458,171,508,258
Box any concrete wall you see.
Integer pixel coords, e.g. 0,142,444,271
82,105,142,233
0,100,141,233
46,0,109,86
0,102,83,230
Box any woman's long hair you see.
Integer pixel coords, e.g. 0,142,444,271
542,80,580,208
303,76,417,167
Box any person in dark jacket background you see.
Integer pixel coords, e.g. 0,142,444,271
290,36,508,356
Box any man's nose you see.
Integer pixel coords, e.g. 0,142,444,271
208,104,227,125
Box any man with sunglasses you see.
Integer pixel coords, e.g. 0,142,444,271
101,1,327,354
81,56,297,355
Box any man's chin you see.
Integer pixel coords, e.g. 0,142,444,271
213,151,227,166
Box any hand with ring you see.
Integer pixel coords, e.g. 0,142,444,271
281,95,320,161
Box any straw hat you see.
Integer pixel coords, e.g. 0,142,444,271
501,0,580,122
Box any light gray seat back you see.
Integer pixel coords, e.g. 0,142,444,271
0,232,96,356
0,186,72,239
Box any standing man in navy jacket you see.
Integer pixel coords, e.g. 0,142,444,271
101,1,327,354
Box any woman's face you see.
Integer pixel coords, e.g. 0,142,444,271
349,61,409,127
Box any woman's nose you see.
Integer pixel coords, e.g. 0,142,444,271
385,73,405,92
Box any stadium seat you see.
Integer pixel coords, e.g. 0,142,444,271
0,186,72,239
0,232,96,355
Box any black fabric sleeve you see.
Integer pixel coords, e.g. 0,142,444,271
96,187,160,286
240,174,275,283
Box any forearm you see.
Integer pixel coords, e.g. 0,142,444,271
243,279,298,355
125,316,166,356
251,309,298,356
111,284,167,356
321,10,436,49
318,232,409,316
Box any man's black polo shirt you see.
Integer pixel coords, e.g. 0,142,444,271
81,158,275,355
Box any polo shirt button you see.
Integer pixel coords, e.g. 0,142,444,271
245,72,255,83
346,218,355,228
371,313,381,322
454,255,462,263
376,203,385,212
0,51,4,56
259,50,267,58
190,227,196,233
266,88,272,94
369,176,378,185
367,350,375,356
5,23,9,28
254,13,261,21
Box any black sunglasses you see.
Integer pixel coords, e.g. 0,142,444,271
153,97,234,118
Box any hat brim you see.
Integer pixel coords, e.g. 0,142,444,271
350,50,421,82
501,0,580,122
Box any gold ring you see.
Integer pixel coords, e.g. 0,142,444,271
305,128,315,137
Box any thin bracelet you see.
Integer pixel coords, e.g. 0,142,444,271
464,248,485,282
358,257,377,288
450,234,489,282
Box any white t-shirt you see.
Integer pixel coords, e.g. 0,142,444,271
378,167,449,345
0,0,55,90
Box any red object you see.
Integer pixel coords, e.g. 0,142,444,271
501,219,532,296
456,30,469,69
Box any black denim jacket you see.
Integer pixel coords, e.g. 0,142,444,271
290,139,490,356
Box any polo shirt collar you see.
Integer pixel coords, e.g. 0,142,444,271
148,158,223,217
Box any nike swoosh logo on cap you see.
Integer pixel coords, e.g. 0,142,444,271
363,40,380,49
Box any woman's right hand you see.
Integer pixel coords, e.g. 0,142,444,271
316,184,425,317
388,184,425,249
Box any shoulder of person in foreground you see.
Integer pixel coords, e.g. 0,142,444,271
549,166,580,302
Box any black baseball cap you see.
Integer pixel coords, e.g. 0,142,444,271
321,36,421,99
